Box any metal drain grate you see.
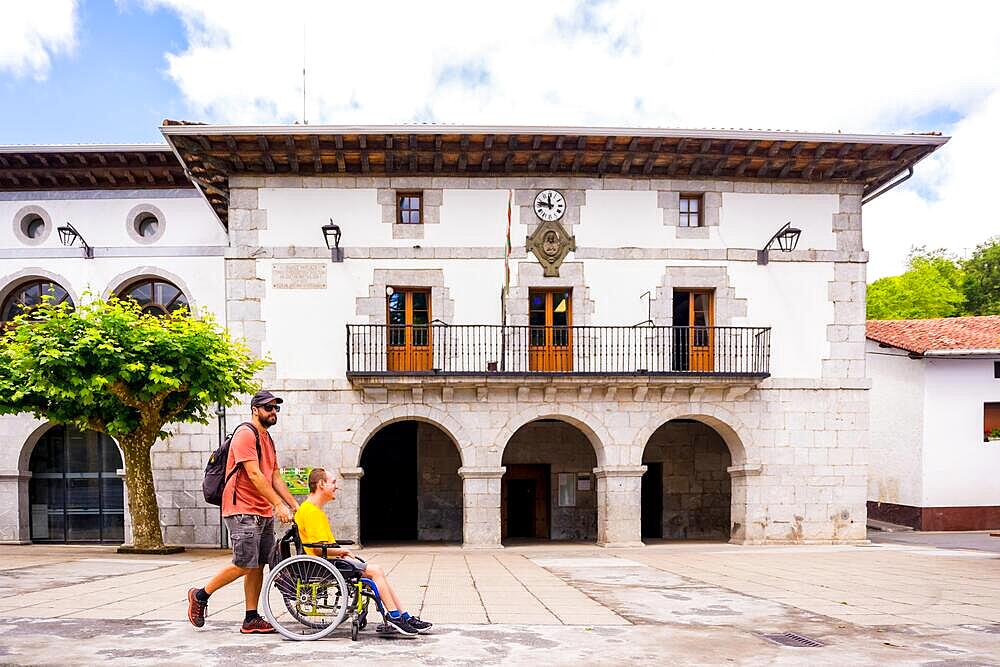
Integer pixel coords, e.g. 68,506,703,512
761,632,825,647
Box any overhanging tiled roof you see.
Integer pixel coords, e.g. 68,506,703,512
160,121,949,227
0,144,191,191
867,316,1000,355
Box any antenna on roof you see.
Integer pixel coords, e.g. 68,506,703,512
302,23,308,125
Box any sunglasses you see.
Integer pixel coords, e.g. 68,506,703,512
257,404,281,413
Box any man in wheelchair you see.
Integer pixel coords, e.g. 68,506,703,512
294,468,432,636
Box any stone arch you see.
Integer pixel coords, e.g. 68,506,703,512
0,268,80,312
347,403,470,469
102,266,199,314
635,403,750,467
493,403,610,468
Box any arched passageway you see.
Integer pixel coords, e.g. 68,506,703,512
28,425,124,543
359,420,462,543
641,419,732,541
501,419,598,542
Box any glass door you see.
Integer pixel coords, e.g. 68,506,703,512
672,290,715,371
386,288,432,371
29,426,124,543
528,288,572,371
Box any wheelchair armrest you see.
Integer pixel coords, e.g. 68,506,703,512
334,540,354,546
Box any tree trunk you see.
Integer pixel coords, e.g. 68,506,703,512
119,432,166,550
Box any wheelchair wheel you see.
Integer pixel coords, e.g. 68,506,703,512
262,555,349,641
351,618,359,641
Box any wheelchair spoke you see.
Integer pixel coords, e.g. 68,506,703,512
262,556,350,640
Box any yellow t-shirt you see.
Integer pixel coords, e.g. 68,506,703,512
294,500,335,556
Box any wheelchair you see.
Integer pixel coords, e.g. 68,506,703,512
262,525,389,641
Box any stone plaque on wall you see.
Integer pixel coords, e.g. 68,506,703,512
273,263,327,289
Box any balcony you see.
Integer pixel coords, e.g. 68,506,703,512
346,324,770,388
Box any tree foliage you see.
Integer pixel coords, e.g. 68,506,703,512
0,297,265,549
867,247,966,320
962,236,1000,315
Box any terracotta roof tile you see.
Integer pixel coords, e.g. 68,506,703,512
866,316,1000,354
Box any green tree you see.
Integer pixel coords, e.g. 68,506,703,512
0,297,265,551
962,236,1000,315
867,247,966,320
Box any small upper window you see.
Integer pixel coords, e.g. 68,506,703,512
136,213,159,239
13,206,52,246
119,278,189,316
126,204,166,244
23,215,45,239
398,192,422,225
1,280,73,324
679,194,702,227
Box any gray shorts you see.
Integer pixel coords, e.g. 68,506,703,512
224,514,275,569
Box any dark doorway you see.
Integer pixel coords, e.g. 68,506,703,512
29,426,124,544
502,464,550,539
641,461,663,539
360,421,418,542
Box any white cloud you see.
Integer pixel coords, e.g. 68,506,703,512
0,1,78,79
149,0,1000,279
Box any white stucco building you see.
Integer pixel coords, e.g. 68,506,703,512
867,316,1000,530
0,124,946,547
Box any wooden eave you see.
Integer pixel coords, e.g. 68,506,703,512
0,146,190,192
161,121,948,227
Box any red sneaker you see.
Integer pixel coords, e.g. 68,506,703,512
187,588,207,628
240,616,276,634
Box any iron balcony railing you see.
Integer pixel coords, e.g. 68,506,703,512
346,325,771,377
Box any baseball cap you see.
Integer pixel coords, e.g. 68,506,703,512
250,389,284,407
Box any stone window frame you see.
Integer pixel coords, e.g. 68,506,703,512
505,261,595,327
379,188,442,240
125,203,166,245
12,205,53,246
356,269,454,325
658,186,721,240
649,265,747,326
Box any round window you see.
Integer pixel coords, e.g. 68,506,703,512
136,213,159,239
22,214,46,240
126,205,165,244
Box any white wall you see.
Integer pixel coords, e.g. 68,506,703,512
720,193,838,250
257,186,842,380
922,358,1000,507
1,192,225,248
866,340,925,507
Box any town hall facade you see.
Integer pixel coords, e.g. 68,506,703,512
0,123,946,548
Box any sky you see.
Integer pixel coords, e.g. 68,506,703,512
1,0,998,280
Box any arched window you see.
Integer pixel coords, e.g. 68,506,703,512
0,280,73,324
118,278,189,316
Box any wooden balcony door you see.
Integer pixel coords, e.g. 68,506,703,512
672,290,714,371
528,288,572,371
387,288,432,371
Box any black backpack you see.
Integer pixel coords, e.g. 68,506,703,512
203,422,261,506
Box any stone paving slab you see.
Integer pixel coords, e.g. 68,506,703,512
0,541,998,664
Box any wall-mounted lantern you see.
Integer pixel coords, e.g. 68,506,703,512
757,222,801,265
56,222,94,259
321,219,343,262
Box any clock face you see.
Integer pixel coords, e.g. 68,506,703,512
533,189,566,222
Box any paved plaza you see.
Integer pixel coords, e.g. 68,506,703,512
0,534,998,665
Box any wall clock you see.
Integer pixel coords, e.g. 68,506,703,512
533,189,566,222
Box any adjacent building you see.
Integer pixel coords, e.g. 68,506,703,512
867,316,1000,530
0,123,947,547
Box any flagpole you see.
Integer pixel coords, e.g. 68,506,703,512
500,189,512,372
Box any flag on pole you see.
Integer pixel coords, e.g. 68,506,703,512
504,189,512,296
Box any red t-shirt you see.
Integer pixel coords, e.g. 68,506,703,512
222,424,278,518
